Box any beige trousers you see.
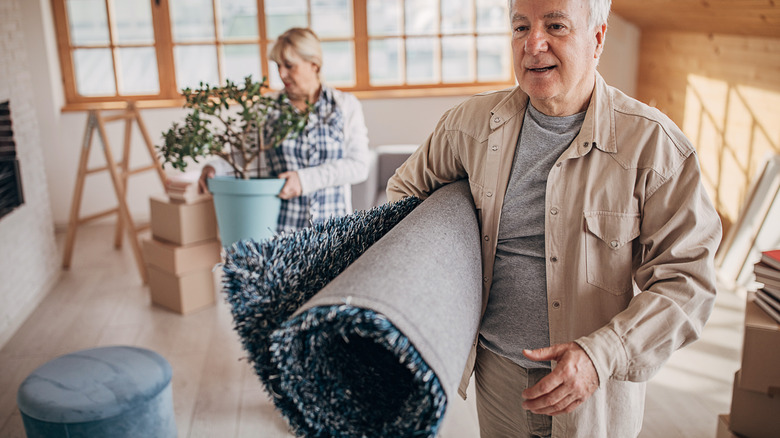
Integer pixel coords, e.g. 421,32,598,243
474,345,552,438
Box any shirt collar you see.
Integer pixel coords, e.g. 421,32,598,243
490,72,617,154
579,72,617,154
489,87,528,130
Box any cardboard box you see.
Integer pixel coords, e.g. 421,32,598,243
741,293,780,394
729,371,780,438
150,196,218,245
716,414,744,438
142,237,221,275
147,265,216,315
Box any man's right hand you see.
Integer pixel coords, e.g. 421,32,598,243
198,165,215,194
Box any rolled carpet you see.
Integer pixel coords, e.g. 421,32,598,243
222,180,482,437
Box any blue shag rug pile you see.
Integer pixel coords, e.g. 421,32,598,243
222,197,449,437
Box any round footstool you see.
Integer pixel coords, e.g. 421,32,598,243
17,346,176,438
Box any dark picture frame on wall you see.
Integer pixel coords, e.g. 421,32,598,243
0,101,24,220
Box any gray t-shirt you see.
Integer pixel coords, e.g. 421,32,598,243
479,103,585,369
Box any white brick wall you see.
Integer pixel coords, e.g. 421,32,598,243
0,0,60,349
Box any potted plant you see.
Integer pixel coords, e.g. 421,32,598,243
158,75,310,247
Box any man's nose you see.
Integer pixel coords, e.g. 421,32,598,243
524,28,548,55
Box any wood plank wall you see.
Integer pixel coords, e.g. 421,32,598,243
636,30,780,233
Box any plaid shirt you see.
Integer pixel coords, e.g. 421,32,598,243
265,86,347,232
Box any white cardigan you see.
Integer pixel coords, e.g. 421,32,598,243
296,88,370,212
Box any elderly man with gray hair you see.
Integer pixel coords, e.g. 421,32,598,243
387,0,721,437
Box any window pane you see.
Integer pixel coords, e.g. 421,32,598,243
406,37,436,84
73,48,115,96
116,47,159,94
174,45,218,91
170,0,215,42
477,35,511,81
265,0,308,39
442,0,473,34
67,0,109,45
367,0,402,37
112,0,154,44
311,0,352,38
223,44,261,84
442,36,473,83
322,41,354,86
405,0,437,36
219,0,258,39
476,0,509,33
369,38,403,85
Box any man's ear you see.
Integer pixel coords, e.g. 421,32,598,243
594,23,607,59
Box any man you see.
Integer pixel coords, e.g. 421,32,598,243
386,0,721,436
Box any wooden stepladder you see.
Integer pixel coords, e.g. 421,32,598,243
62,102,167,283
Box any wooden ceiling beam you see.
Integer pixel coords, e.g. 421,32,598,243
611,0,780,39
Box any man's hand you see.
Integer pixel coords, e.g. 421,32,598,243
521,342,599,416
278,171,302,199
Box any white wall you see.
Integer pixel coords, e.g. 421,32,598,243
599,13,641,97
21,4,640,230
0,0,60,348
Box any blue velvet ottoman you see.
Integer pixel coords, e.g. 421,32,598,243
16,346,176,438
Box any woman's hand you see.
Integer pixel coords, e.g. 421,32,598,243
198,165,216,194
278,171,302,199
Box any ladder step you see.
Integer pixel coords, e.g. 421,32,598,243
102,113,134,123
77,207,119,225
85,165,109,175
126,164,157,176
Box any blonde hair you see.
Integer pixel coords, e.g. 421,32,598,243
269,28,323,71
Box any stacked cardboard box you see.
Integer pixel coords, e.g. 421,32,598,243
753,250,780,323
715,415,740,438
143,195,221,314
719,292,780,438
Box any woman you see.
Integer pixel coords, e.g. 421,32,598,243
199,27,370,232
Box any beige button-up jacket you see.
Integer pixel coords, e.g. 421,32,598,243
387,73,721,437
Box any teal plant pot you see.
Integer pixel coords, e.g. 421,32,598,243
207,176,285,247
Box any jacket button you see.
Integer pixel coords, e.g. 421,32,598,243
550,256,558,262
484,235,490,241
583,142,589,148
492,145,498,151
494,117,501,123
610,240,619,249
483,276,489,283
550,207,558,215
486,192,493,197
552,301,561,309
556,162,562,167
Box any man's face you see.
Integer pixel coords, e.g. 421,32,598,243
510,0,605,116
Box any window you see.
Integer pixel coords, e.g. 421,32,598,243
367,0,511,86
52,0,513,108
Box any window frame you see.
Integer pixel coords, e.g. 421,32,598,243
51,0,516,110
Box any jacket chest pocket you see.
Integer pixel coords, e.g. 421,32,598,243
583,212,640,296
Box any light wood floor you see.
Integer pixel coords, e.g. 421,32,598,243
0,224,743,437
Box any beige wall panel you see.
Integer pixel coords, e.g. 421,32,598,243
636,30,780,231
